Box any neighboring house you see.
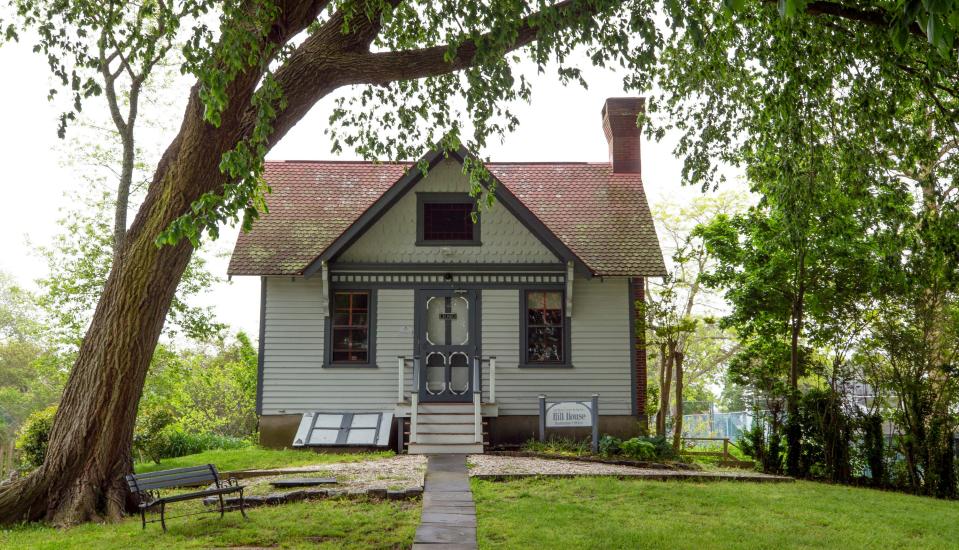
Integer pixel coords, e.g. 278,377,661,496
228,98,666,453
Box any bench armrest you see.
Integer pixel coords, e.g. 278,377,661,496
134,489,162,508
221,477,243,489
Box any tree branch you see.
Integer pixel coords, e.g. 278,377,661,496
764,0,924,37
342,0,590,85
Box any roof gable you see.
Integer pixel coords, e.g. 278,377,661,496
227,149,666,277
334,157,560,266
303,148,584,276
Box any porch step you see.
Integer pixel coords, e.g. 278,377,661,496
417,403,475,415
408,443,485,455
418,414,477,425
415,433,483,445
417,423,478,435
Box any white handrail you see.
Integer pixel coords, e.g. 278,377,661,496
474,394,482,443
411,392,419,443
489,356,496,404
397,356,405,402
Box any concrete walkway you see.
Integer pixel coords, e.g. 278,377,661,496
413,455,477,550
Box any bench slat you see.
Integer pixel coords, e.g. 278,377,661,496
133,465,215,479
148,486,242,505
135,474,219,490
127,464,221,492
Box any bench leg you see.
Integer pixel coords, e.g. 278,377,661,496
160,501,167,532
218,493,226,518
239,488,248,519
140,509,146,530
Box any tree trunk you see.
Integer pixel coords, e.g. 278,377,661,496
0,0,599,525
0,63,332,524
113,129,135,259
0,84,227,524
655,342,667,436
672,350,684,452
785,261,806,477
657,342,673,437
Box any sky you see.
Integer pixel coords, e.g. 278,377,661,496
0,37,733,340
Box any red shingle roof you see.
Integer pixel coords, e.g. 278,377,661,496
227,159,666,277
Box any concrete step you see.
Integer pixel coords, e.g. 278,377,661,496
415,433,482,445
417,423,477,435
417,403,475,414
408,443,484,455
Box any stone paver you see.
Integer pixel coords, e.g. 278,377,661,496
413,455,478,550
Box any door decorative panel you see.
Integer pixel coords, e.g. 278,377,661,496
417,290,478,402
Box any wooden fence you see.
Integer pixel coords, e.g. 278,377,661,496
680,436,754,468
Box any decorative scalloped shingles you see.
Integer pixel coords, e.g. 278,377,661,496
227,160,666,277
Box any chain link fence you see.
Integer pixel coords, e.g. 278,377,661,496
672,411,755,440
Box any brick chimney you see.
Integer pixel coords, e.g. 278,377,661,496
601,97,644,173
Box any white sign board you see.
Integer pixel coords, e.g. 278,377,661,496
545,401,593,428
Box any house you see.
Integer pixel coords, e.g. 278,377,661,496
228,97,666,453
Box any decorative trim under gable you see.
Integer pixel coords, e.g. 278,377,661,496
330,272,565,286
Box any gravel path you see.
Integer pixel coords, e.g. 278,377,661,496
241,454,427,495
467,455,791,482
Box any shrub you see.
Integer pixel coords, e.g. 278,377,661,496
619,435,676,461
621,438,657,460
137,425,251,464
16,405,57,469
133,405,176,463
599,435,622,456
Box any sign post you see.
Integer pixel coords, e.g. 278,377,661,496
538,394,600,452
538,394,547,443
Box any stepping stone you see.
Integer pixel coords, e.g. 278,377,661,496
424,492,473,505
421,512,477,527
415,455,478,548
414,524,477,544
270,477,336,488
412,544,478,550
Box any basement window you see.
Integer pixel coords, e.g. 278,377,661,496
416,193,481,245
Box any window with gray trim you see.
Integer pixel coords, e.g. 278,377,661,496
330,291,371,364
416,193,481,245
523,290,567,365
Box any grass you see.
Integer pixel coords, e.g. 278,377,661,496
0,498,419,549
2,447,413,549
135,447,393,473
473,477,959,549
521,437,592,457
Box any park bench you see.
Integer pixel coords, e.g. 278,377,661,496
125,464,247,531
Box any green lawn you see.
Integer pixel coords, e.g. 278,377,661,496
2,448,412,549
134,447,393,473
473,477,959,549
1,498,418,549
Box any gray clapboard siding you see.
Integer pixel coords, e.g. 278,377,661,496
338,159,558,264
261,278,414,414
481,278,632,415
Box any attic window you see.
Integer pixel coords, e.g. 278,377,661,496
417,193,481,246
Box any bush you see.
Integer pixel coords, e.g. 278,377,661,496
137,425,251,464
621,438,657,460
599,435,622,456
602,435,676,461
133,405,176,463
16,405,57,469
